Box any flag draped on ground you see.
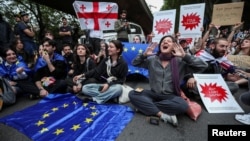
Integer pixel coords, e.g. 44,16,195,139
73,1,118,30
0,94,134,141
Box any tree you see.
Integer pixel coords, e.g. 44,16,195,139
0,0,80,44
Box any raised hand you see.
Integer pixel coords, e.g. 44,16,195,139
143,42,158,56
172,43,186,58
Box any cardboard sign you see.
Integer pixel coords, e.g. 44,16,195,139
227,55,250,68
212,2,244,26
193,74,244,113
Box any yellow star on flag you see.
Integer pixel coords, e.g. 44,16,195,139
51,107,59,112
124,47,128,52
42,113,50,118
54,128,64,135
83,103,88,107
131,46,136,51
91,111,98,116
85,118,93,123
73,101,77,105
40,127,49,134
139,49,143,54
71,124,81,131
35,120,45,126
90,106,96,110
62,103,69,108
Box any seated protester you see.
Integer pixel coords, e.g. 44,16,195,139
0,48,40,100
96,41,108,65
33,38,68,97
194,37,239,95
128,35,208,127
10,37,35,68
66,44,96,94
61,44,74,77
73,40,128,104
132,35,142,43
235,70,250,125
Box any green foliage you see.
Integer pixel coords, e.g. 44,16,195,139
0,0,79,43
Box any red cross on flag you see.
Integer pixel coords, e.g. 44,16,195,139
73,1,118,30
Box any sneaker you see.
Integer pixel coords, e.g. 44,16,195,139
161,113,178,127
235,113,250,125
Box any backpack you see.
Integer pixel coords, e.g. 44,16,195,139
0,77,16,105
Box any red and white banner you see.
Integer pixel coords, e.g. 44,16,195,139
193,74,244,113
178,3,205,39
152,9,176,43
73,1,118,30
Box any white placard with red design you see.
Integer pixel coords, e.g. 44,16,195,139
152,9,176,43
178,3,205,39
73,1,118,30
193,74,244,113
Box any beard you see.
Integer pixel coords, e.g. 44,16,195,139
211,49,225,58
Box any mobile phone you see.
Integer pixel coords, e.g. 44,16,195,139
149,116,160,125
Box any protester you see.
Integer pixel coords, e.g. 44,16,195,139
10,37,35,68
235,70,250,125
133,35,142,43
128,35,208,126
114,10,131,42
33,38,68,97
17,11,37,58
66,44,96,94
88,29,103,55
96,41,108,65
195,37,239,94
0,48,40,101
0,13,15,49
73,40,128,104
59,17,73,48
61,44,74,76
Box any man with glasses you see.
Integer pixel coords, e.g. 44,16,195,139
33,38,68,97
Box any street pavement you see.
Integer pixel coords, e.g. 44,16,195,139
0,75,249,141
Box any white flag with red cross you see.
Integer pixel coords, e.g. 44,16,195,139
73,1,118,30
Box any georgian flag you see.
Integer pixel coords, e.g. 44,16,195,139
73,1,118,30
195,50,233,65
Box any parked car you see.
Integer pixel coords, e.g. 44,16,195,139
79,22,146,43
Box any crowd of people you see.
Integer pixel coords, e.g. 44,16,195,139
0,10,250,126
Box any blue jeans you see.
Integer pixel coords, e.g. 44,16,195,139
82,84,122,104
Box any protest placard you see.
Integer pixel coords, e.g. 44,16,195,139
211,2,244,26
193,74,244,113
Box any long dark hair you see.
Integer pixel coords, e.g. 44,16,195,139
73,44,90,65
109,40,124,56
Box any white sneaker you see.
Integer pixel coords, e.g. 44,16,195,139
235,113,250,125
161,113,178,127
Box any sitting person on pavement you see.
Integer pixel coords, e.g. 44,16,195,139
66,44,96,94
128,35,208,127
73,40,128,104
33,38,68,97
194,37,240,95
235,70,250,125
0,48,40,102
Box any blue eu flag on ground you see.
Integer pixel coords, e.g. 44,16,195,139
0,94,134,141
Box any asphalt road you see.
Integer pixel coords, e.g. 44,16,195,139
0,75,249,141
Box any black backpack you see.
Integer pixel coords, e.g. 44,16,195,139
0,77,16,105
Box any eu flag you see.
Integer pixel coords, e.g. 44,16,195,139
122,42,150,78
0,94,134,141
